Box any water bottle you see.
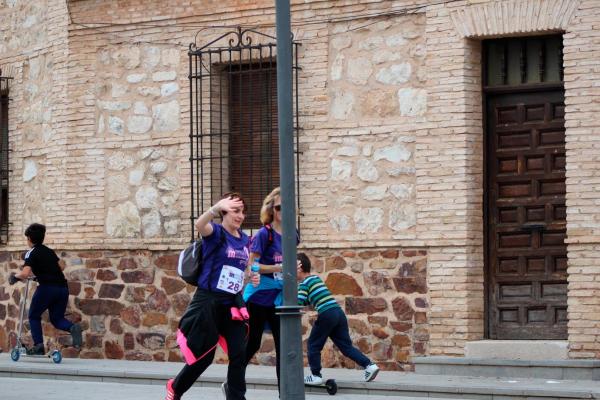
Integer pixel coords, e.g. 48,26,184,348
251,259,260,287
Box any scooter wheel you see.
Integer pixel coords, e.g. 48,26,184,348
325,379,337,395
10,347,20,362
51,350,62,364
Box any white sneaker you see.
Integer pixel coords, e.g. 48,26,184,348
304,374,323,386
364,363,380,382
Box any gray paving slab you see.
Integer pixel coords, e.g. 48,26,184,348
414,357,600,367
414,356,600,380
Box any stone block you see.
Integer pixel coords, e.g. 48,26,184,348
346,297,387,315
325,272,363,295
465,340,569,361
77,299,124,316
392,297,415,321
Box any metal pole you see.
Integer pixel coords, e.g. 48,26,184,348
275,1,305,399
17,279,31,348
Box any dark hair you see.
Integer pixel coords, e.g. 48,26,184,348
25,223,46,245
297,252,311,273
220,192,247,215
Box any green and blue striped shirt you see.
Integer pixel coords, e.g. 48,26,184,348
298,275,340,314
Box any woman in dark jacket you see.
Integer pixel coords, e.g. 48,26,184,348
165,192,257,400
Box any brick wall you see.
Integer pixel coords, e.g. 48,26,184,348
421,2,485,355
562,0,600,359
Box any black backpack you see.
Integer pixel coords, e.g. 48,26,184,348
177,227,226,286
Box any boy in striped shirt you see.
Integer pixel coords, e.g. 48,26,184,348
297,253,380,385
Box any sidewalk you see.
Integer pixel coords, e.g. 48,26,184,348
0,377,461,400
2,354,600,398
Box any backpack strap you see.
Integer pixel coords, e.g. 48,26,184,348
206,225,228,292
264,224,274,250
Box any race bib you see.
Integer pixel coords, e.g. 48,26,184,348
273,271,284,281
216,265,244,294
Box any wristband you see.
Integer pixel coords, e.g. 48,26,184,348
209,207,219,218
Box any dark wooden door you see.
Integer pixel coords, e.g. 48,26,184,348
486,90,567,339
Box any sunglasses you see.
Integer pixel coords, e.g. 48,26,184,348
274,204,281,211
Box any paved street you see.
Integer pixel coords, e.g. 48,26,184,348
0,377,417,400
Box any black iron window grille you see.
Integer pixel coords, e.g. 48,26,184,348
188,27,301,238
0,68,12,243
484,35,563,88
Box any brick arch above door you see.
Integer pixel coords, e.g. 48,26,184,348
449,0,580,39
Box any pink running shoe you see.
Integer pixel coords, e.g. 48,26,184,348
165,378,181,400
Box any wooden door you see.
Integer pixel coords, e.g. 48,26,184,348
486,90,567,339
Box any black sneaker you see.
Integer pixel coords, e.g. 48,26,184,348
26,343,45,355
70,323,83,348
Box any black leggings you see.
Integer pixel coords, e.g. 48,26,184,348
245,302,281,386
173,302,248,400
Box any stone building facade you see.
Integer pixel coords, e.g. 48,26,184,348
0,0,599,369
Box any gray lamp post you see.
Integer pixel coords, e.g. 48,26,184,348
275,1,305,399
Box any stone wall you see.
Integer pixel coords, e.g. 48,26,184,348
0,250,186,360
301,248,428,371
59,37,188,245
0,0,70,241
0,0,432,250
323,16,423,242
0,248,426,370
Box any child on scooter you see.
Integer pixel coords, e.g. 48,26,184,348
9,223,83,354
297,252,380,384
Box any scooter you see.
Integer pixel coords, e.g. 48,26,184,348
9,277,62,363
305,378,338,395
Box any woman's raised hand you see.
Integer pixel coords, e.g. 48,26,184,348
214,196,244,214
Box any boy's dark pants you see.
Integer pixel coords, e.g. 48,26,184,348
28,284,73,345
307,307,371,376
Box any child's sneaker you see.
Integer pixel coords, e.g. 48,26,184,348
304,374,323,385
165,378,180,400
26,343,45,355
364,363,380,382
70,323,83,349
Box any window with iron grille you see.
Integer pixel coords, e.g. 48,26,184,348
484,35,563,88
188,28,301,237
0,69,11,243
